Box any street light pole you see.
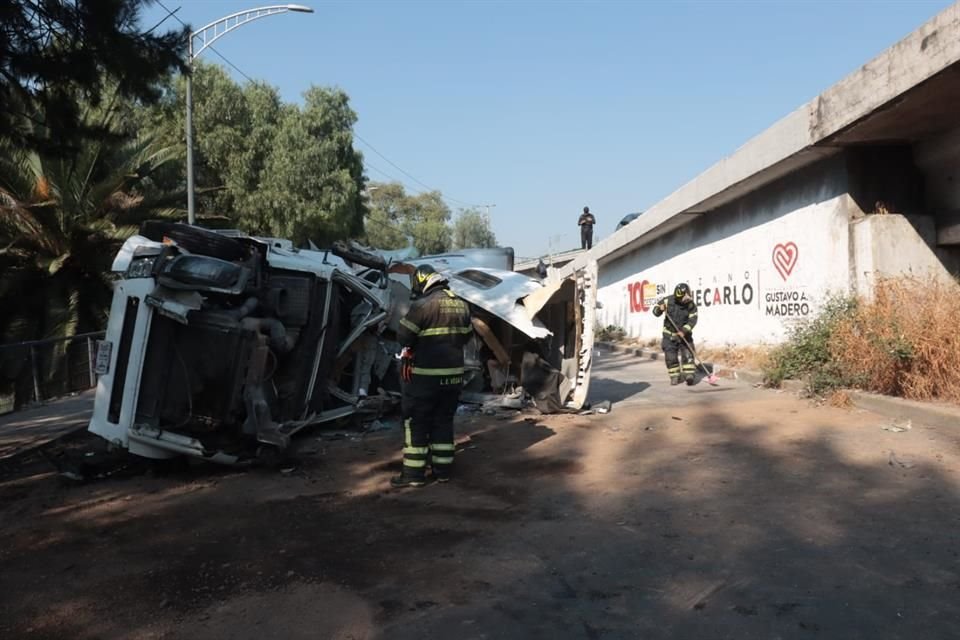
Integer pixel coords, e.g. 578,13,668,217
185,35,195,223
481,203,496,219
185,4,314,225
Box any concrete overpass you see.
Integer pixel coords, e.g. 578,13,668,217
565,3,960,345
515,248,585,278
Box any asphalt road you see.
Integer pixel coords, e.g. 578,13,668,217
2,354,958,639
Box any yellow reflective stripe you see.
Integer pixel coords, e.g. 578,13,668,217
419,326,472,337
411,366,465,376
429,443,455,452
662,328,674,335
403,446,429,455
682,324,693,332
400,318,421,334
431,457,454,465
404,418,412,448
403,459,427,468
688,312,698,317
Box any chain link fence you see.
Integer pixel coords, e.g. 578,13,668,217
0,332,106,415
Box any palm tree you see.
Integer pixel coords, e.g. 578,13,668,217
0,135,182,407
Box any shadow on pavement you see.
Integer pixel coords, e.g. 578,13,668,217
1,402,958,640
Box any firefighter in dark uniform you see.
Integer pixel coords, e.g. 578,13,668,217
652,282,699,385
392,265,473,487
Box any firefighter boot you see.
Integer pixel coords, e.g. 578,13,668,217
670,376,680,386
685,374,695,386
390,470,427,488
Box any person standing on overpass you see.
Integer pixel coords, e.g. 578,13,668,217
578,206,596,250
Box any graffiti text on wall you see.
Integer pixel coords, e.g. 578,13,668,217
764,290,811,317
626,280,666,312
694,272,756,308
628,272,764,313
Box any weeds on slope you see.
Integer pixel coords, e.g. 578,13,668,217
763,276,960,404
763,295,859,395
831,277,960,403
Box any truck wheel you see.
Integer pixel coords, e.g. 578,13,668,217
140,221,247,262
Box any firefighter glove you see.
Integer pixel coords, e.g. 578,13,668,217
400,347,414,383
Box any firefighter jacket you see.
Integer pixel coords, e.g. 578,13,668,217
398,286,473,376
652,296,698,339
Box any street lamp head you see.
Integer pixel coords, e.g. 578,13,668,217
286,4,314,12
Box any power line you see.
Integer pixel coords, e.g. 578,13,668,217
354,133,480,209
363,162,450,202
155,1,255,83
363,161,423,194
155,3,482,213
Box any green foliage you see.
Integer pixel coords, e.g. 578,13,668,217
0,0,188,153
140,64,367,246
364,182,452,255
0,119,181,408
0,134,182,345
596,325,627,342
762,294,859,395
452,208,497,249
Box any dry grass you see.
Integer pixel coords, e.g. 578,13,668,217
697,343,772,372
831,276,960,403
826,390,853,409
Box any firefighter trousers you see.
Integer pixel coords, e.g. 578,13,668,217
662,336,696,381
400,374,462,480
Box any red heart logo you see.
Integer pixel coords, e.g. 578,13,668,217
772,242,798,281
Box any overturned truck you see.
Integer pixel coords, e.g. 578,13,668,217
88,223,597,464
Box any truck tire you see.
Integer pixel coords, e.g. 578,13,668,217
140,221,247,262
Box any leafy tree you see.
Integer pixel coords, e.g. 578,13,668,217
452,207,497,249
363,182,410,250
252,87,367,245
139,66,366,246
364,182,451,255
0,0,188,152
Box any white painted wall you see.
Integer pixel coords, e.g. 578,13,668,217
596,160,854,346
852,214,959,295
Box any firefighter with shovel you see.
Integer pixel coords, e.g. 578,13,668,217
653,283,699,385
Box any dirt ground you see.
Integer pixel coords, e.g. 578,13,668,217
2,354,959,639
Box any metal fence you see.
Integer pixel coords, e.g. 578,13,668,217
0,332,106,415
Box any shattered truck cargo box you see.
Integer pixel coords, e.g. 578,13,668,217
88,224,596,464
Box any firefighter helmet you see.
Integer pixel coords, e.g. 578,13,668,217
411,264,447,297
674,282,691,302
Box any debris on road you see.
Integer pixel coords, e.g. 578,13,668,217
881,419,912,433
578,399,612,415
888,451,916,469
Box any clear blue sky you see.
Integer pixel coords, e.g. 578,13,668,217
144,0,953,258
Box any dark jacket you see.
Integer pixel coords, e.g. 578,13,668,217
578,212,596,228
652,296,698,339
398,286,473,375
